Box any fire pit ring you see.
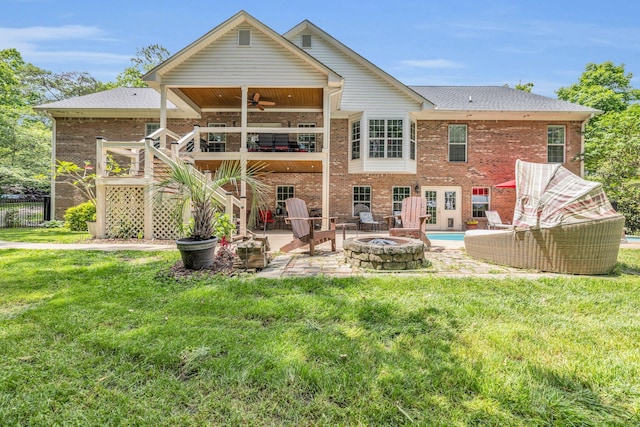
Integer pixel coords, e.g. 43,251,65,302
343,237,430,270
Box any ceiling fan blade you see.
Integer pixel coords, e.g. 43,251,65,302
258,101,276,106
257,104,265,111
252,93,260,103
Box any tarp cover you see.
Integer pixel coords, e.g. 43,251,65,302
512,160,618,228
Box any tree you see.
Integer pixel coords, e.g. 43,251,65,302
0,49,51,192
515,81,534,92
556,62,640,113
108,44,170,88
558,62,640,232
34,70,107,102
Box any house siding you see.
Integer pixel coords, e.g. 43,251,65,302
163,24,327,87
293,34,421,115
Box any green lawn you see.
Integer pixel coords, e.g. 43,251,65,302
1,247,639,425
0,227,90,243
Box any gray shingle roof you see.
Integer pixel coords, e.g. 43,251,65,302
409,86,599,113
36,87,176,110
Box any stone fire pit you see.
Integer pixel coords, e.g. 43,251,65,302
343,237,430,270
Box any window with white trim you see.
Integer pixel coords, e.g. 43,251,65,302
298,123,316,152
547,125,565,163
410,121,416,160
352,186,371,215
276,186,294,215
392,187,411,212
369,119,403,158
472,187,489,218
145,122,160,147
448,124,467,162
351,120,361,160
207,123,226,152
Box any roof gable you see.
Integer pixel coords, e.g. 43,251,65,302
144,11,341,87
284,20,430,112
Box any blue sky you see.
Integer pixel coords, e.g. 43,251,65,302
2,0,639,98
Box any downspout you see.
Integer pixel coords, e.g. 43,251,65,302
49,115,56,219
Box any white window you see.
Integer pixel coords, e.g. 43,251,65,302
206,123,226,152
238,29,251,46
276,186,294,215
145,122,160,147
547,125,565,163
351,121,361,160
297,123,316,152
448,124,467,162
410,121,416,161
352,186,371,215
472,187,489,218
369,119,403,158
392,187,411,212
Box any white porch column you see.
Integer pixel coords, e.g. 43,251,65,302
321,87,331,229
240,86,248,152
239,87,248,235
160,84,168,149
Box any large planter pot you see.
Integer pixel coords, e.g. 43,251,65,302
86,221,97,238
176,237,219,270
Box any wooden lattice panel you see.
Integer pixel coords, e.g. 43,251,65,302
153,196,181,240
105,186,145,238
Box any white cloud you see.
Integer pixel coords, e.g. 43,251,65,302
0,25,128,68
400,59,463,69
0,25,106,43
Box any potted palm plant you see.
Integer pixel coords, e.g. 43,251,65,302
155,159,268,270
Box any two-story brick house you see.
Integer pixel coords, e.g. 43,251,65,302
38,10,598,238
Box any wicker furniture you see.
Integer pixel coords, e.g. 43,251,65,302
465,216,625,274
465,160,625,275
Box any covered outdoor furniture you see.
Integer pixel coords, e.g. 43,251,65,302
358,211,386,231
465,160,625,274
280,198,336,255
385,196,431,247
485,210,513,229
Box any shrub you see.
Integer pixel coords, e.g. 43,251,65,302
41,220,65,228
64,202,96,231
3,209,20,228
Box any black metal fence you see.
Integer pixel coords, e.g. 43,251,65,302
0,195,51,228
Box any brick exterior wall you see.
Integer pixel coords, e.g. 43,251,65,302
53,115,584,229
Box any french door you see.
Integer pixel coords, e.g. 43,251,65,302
421,186,462,230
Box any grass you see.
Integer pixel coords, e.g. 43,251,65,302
0,227,90,243
1,245,639,425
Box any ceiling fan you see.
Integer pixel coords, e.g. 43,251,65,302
248,92,276,110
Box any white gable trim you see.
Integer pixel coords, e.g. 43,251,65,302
284,20,431,109
144,11,342,88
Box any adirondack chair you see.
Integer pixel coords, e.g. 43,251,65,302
386,196,431,247
280,198,336,255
